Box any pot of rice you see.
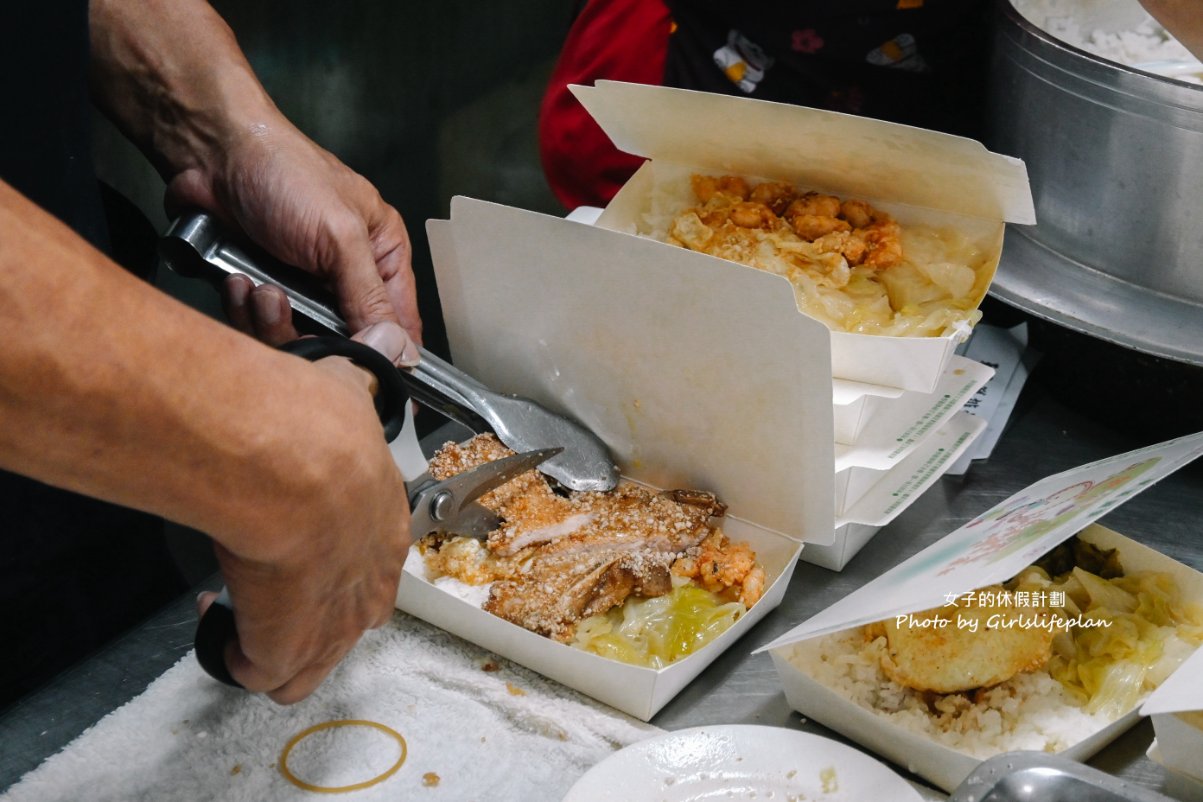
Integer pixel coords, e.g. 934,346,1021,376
986,0,1203,367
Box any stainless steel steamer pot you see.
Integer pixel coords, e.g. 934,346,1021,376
986,0,1203,366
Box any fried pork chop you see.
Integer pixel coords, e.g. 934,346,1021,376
423,435,729,640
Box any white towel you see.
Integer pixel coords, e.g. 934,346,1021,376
4,612,660,801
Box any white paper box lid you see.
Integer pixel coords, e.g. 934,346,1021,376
1143,644,1203,716
430,197,835,544
759,431,1203,651
570,81,1036,224
832,378,904,407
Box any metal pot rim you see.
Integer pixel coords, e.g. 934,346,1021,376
992,228,1203,368
996,0,1203,96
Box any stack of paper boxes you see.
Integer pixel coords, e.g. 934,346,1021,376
811,357,992,569
570,80,1035,570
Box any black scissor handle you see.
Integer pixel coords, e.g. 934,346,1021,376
279,336,409,442
195,587,239,686
195,336,409,688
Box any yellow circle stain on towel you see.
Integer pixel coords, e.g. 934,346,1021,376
279,719,408,793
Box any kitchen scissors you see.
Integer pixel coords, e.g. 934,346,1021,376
195,335,559,688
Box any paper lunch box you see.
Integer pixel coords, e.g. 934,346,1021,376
808,356,992,570
812,411,986,572
761,432,1203,791
572,80,1036,394
833,355,992,514
557,208,991,573
1143,640,1203,790
394,197,835,721
833,356,992,447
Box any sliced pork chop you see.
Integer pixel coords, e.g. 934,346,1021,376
426,434,729,640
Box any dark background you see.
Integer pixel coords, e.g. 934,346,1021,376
92,1,578,583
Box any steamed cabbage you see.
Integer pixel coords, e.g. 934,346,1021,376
1008,555,1203,715
646,174,994,337
572,578,746,668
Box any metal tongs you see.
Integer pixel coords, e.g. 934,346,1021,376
159,212,619,493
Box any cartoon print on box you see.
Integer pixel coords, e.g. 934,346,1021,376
936,457,1161,574
713,29,774,93
866,33,929,73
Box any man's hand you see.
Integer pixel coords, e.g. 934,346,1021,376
167,125,422,351
1139,0,1203,60
195,322,412,702
88,0,422,351
0,184,413,704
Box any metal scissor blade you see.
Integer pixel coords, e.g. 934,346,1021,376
408,447,562,538
445,447,562,508
439,502,502,540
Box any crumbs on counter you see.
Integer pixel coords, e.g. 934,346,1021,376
481,660,500,672
230,764,242,776
422,772,440,787
506,682,527,696
820,766,838,794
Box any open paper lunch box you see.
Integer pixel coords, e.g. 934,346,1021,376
572,80,1036,394
1143,639,1203,791
761,432,1203,792
568,80,1026,568
397,199,833,721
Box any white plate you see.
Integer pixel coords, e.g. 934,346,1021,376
562,725,923,802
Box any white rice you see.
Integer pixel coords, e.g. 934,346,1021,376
785,629,1117,758
431,574,493,608
1011,0,1201,82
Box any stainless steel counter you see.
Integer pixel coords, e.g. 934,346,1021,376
2,379,1201,798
